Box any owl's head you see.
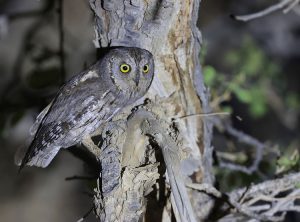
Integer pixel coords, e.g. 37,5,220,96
100,47,154,103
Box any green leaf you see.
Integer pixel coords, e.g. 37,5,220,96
243,49,264,75
277,152,299,168
248,88,267,118
249,102,267,118
225,51,239,67
203,66,217,86
233,88,252,104
221,106,233,114
265,63,279,77
286,93,300,109
277,157,293,167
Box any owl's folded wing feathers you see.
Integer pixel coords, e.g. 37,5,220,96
19,70,116,169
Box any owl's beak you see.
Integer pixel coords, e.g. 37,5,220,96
134,73,140,86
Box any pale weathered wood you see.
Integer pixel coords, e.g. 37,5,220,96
88,0,214,221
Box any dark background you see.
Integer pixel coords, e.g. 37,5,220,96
0,0,299,221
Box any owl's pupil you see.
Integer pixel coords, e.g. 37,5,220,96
143,65,149,73
120,64,131,73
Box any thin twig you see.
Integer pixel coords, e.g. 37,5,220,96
224,173,299,221
175,112,230,121
228,198,285,221
283,0,300,12
293,4,300,14
217,121,265,174
186,183,222,198
76,206,94,222
186,175,300,222
231,0,297,22
229,172,300,199
65,175,96,181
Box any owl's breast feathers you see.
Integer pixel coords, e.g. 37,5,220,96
20,70,121,169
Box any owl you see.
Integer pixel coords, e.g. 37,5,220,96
18,47,154,170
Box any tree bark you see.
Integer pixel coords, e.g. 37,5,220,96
89,0,214,221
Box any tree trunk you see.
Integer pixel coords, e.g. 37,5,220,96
89,0,214,221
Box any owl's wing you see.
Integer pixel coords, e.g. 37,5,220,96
14,102,53,166
29,102,53,136
20,69,116,169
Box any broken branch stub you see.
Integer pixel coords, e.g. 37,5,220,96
139,109,197,222
92,107,197,221
93,109,160,221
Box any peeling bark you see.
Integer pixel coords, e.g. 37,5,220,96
88,0,214,221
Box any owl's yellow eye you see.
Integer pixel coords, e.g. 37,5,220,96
143,64,149,73
120,64,131,73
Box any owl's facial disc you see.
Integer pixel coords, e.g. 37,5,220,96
105,47,154,102
118,62,140,86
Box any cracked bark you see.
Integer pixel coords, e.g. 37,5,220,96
88,0,214,221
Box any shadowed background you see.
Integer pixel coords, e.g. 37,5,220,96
0,0,299,221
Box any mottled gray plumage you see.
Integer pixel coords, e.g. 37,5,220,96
19,47,154,169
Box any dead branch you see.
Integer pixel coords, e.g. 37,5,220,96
89,107,198,221
226,172,300,221
213,118,266,175
141,109,197,222
89,0,214,220
189,172,300,221
91,115,160,222
231,0,300,22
